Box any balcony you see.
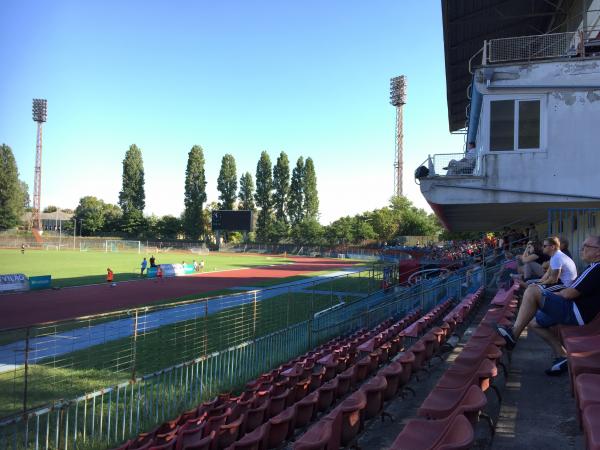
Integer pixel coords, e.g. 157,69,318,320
418,153,483,178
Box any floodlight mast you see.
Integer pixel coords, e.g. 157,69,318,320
32,99,47,231
390,76,406,198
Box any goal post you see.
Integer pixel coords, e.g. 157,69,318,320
105,240,142,253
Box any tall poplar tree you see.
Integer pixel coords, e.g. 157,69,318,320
288,157,304,226
238,172,255,211
118,144,145,233
183,145,208,239
216,154,238,210
272,151,290,222
303,157,319,220
254,151,273,241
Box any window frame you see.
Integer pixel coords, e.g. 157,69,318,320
483,94,546,153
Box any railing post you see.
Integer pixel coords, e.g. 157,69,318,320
253,291,257,339
131,309,139,381
23,327,31,413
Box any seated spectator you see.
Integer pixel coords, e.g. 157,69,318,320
521,236,577,292
516,241,548,280
496,236,600,375
444,142,477,175
560,238,572,259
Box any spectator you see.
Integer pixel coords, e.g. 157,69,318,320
193,260,199,272
529,223,539,243
444,142,477,175
497,235,600,375
527,236,577,291
560,238,572,259
140,257,147,276
516,241,548,280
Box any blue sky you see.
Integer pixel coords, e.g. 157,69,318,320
0,1,464,224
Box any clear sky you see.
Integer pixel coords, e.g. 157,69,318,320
0,1,464,224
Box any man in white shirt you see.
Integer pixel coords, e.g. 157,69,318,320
534,236,577,291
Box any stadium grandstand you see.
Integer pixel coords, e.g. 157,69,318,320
2,2,600,450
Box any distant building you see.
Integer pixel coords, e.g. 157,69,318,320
21,211,74,231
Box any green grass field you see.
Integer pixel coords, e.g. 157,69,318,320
0,249,291,287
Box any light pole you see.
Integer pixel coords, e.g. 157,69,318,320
31,99,47,232
73,218,76,249
390,76,407,198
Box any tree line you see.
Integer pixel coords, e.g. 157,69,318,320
0,142,440,244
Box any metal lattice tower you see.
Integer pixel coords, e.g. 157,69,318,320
390,76,407,197
32,99,47,231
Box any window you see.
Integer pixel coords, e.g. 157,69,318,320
489,98,541,151
490,100,514,151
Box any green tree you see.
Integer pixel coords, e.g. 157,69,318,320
183,145,207,240
288,157,304,226
102,203,123,232
155,215,182,240
371,207,399,243
43,205,58,213
303,157,319,220
74,196,106,235
0,144,25,229
217,154,238,210
291,218,324,246
238,172,255,211
118,144,145,234
272,151,290,223
19,181,30,209
254,151,273,242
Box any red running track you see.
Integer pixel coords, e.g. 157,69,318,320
0,257,356,329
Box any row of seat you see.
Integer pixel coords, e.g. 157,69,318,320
113,309,423,450
292,293,485,450
389,286,517,450
561,312,600,450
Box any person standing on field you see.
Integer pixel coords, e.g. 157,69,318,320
106,268,114,283
140,258,148,276
149,255,156,268
21,244,25,255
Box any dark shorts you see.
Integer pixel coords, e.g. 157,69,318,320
535,291,579,328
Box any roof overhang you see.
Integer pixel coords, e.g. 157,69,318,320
441,0,579,132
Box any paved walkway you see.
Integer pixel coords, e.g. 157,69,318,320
0,268,362,372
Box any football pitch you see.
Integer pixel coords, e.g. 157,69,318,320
0,249,291,287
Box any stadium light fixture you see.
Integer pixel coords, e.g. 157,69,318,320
32,98,47,123
390,76,407,106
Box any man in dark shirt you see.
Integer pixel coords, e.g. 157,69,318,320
497,235,600,375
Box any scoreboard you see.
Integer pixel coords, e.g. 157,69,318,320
211,210,254,232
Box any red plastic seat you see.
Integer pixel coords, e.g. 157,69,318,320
564,334,600,354
226,423,268,450
418,384,485,420
397,351,415,385
337,390,367,447
266,406,296,448
410,340,428,372
179,430,214,450
295,391,318,429
214,415,244,450
561,312,600,341
149,440,176,450
437,358,497,392
245,401,269,434
268,388,291,418
309,367,325,392
360,375,388,420
574,373,600,422
292,417,334,450
295,378,311,403
356,356,371,382
583,404,600,450
379,361,404,400
389,413,473,450
316,378,338,412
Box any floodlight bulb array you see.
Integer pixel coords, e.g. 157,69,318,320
389,76,407,106
32,99,48,123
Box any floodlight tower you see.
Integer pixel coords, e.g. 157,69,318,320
32,99,47,231
390,76,407,197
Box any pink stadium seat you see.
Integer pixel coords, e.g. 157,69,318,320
180,430,215,450
292,417,334,450
295,391,319,429
360,375,388,420
309,367,325,392
418,384,485,420
389,413,473,450
379,361,404,400
214,415,245,450
266,407,296,448
244,401,269,434
225,423,268,450
583,405,600,450
316,378,338,412
337,390,367,447
268,388,291,418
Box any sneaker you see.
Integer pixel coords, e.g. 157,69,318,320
496,325,516,350
545,357,568,376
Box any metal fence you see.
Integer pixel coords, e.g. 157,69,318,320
425,153,479,177
0,266,390,419
486,32,578,64
0,261,494,449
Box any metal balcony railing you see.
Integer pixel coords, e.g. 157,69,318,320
485,32,579,64
422,153,480,177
